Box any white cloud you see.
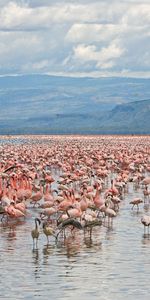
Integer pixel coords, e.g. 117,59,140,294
73,41,125,69
0,1,150,31
0,2,102,30
0,1,133,30
0,0,149,77
22,60,49,71
66,24,124,43
121,4,150,26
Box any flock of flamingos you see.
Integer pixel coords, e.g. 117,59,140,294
0,135,150,248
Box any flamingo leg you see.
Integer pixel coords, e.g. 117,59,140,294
111,218,113,227
89,227,92,240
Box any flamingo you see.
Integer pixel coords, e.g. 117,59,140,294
143,186,150,202
104,200,117,227
43,184,54,202
142,177,150,186
56,218,83,240
129,198,143,211
30,185,43,207
43,221,56,244
40,207,57,220
31,218,41,248
141,215,150,234
93,186,104,209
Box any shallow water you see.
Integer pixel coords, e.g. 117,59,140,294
0,183,150,300
0,136,150,300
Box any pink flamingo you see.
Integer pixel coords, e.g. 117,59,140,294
130,198,143,210
141,215,150,234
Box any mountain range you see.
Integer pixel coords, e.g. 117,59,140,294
0,74,149,134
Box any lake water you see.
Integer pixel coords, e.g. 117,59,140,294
0,136,150,300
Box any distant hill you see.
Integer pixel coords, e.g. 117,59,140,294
98,99,150,134
0,74,149,134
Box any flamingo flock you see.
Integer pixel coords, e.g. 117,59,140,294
0,135,150,247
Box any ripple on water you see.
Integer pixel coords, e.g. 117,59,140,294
0,137,150,300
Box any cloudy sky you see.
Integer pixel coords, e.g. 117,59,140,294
0,0,150,77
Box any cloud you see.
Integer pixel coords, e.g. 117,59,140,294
22,60,50,72
73,41,125,69
0,2,101,30
0,1,134,31
0,0,149,77
0,30,57,74
66,23,125,43
121,4,150,26
0,1,150,32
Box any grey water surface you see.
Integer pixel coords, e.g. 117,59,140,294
0,181,150,300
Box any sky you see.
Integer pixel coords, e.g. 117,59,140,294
0,0,150,78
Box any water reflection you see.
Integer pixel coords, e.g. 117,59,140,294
0,145,150,299
7,226,17,239
42,244,54,265
130,210,143,217
142,234,150,243
143,204,150,212
105,227,116,242
84,236,102,251
84,236,93,248
32,248,41,279
57,235,81,258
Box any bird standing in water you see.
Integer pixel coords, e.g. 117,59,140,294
31,218,41,248
56,218,83,240
141,215,150,235
43,221,56,244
